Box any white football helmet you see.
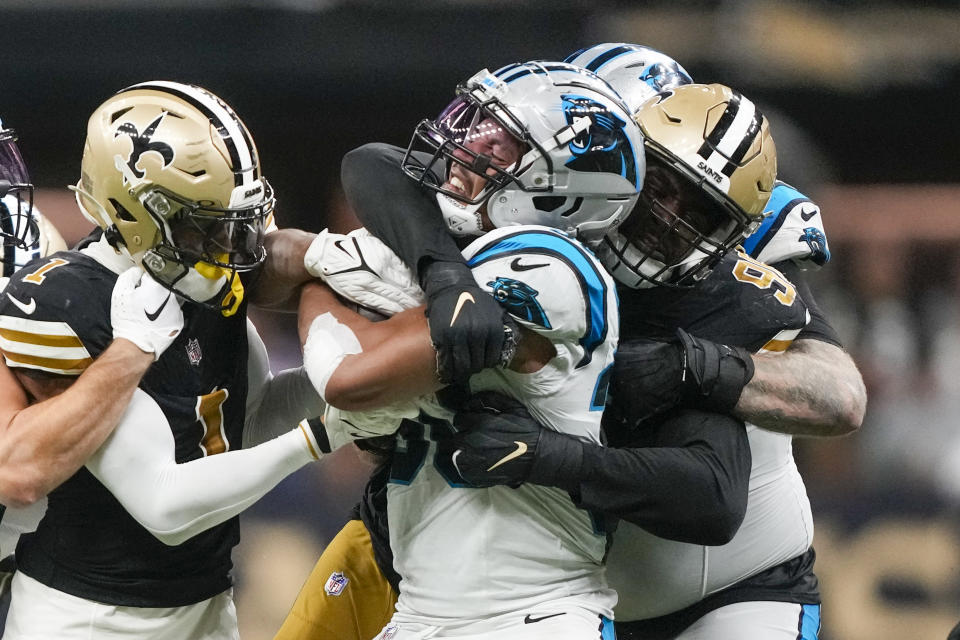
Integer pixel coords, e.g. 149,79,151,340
596,84,777,288
564,43,694,114
72,81,273,313
0,120,39,253
402,61,644,243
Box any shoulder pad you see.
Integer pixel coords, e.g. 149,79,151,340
741,181,831,269
0,252,114,374
463,226,616,353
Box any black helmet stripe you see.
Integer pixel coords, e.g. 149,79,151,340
581,44,633,72
119,81,258,187
696,90,763,177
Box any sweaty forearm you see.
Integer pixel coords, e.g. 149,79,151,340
575,410,751,545
736,338,866,437
0,340,152,506
248,229,316,310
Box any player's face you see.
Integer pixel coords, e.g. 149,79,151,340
620,160,727,265
442,117,526,202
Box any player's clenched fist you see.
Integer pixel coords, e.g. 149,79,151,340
110,266,184,360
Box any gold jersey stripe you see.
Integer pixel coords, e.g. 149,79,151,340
760,338,792,353
757,327,803,355
0,327,85,349
0,314,80,337
2,350,92,374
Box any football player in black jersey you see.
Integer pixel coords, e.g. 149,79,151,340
0,119,182,526
0,84,330,640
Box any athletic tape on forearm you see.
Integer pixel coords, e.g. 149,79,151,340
302,312,363,400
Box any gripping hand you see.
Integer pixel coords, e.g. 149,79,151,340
444,391,583,492
111,267,184,360
303,228,424,316
611,328,755,425
423,261,517,384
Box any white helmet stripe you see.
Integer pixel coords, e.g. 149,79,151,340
120,81,257,187
698,91,763,177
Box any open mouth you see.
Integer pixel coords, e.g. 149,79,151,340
442,173,470,198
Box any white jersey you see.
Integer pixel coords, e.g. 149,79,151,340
388,226,619,627
607,425,814,620
741,181,830,269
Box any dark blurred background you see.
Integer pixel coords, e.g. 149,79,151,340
3,1,960,638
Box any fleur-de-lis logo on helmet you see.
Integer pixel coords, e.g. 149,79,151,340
115,113,175,181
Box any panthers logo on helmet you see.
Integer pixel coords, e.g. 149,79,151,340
561,95,640,190
799,227,831,266
115,113,175,181
487,277,550,329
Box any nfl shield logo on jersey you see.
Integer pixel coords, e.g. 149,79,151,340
324,571,349,596
379,623,399,639
186,338,202,366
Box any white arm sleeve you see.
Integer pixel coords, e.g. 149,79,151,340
86,389,316,546
244,319,325,447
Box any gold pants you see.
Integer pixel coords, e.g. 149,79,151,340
274,519,398,640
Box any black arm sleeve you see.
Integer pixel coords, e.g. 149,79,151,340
574,410,751,546
340,142,465,279
772,261,843,347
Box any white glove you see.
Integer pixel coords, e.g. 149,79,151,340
322,393,451,451
111,267,184,360
303,227,424,316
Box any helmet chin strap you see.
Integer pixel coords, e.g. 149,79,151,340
436,192,485,237
192,261,245,316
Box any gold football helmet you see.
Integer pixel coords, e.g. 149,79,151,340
597,83,777,288
73,81,274,311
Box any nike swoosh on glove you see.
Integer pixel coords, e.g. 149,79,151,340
442,391,583,492
111,267,184,360
423,261,517,384
303,228,424,316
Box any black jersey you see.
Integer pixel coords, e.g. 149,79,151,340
0,251,249,607
617,250,809,350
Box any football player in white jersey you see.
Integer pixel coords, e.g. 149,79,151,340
450,47,865,640
0,85,332,640
296,61,645,640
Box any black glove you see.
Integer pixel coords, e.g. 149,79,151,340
611,328,755,425
354,434,397,457
443,391,584,492
422,260,517,384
